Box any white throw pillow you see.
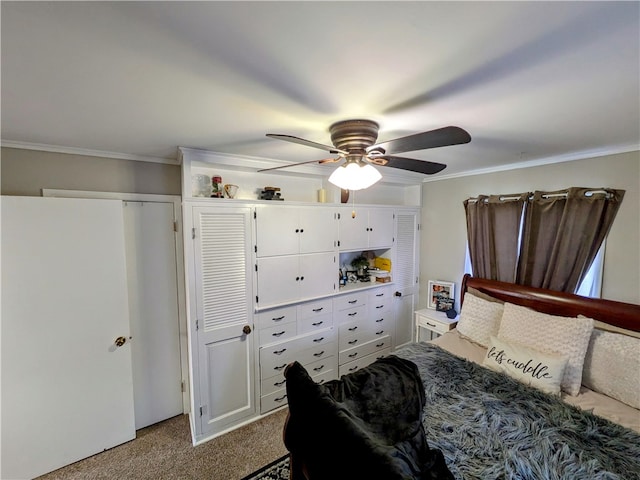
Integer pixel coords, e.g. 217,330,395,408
582,329,640,409
497,303,594,396
456,293,504,347
483,336,568,395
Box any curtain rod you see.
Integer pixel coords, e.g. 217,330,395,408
466,189,612,203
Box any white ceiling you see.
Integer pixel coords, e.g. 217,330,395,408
2,1,639,181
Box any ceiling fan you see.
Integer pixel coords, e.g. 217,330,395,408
260,119,471,190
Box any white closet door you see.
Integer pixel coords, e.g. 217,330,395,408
1,196,135,480
123,201,183,429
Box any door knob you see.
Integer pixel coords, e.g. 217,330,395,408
114,336,127,347
242,325,252,335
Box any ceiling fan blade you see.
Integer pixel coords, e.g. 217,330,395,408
368,126,471,154
367,155,447,175
257,157,342,173
266,134,349,155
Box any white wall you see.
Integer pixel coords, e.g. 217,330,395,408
419,151,640,307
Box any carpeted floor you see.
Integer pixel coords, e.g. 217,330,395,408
36,408,289,480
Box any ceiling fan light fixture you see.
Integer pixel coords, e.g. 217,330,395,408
328,160,382,190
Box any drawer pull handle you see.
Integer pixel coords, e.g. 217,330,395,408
376,342,386,348
348,339,358,345
375,330,385,335
376,293,384,296
375,318,384,323
348,299,357,304
349,352,358,358
272,316,285,321
274,379,286,387
312,307,324,312
273,348,287,355
426,322,436,327
312,321,323,326
376,305,384,309
312,365,325,372
313,350,325,357
348,312,358,316
348,326,358,331
274,364,287,371
275,394,287,403
272,331,286,337
348,366,358,371
313,337,325,343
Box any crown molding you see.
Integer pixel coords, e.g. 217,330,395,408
422,143,640,183
1,140,180,165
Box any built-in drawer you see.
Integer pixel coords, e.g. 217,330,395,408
298,312,333,334
338,347,392,377
255,306,297,330
260,328,335,380
338,327,368,351
296,341,336,367
338,335,392,365
298,298,333,319
334,291,367,311
303,356,336,379
367,285,393,302
260,358,338,414
260,372,288,397
367,314,393,336
338,317,366,337
260,388,289,413
334,305,366,324
259,322,297,346
259,353,336,397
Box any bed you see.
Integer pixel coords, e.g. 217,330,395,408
283,275,640,479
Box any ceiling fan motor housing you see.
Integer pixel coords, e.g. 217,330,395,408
329,119,379,153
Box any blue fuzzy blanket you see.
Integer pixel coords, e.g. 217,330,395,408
394,342,640,480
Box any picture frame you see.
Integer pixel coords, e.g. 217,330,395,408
427,280,455,309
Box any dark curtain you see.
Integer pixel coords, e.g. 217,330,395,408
516,187,625,292
463,193,529,283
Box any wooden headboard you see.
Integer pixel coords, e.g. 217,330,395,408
461,274,640,332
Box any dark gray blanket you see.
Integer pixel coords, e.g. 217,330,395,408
395,342,640,480
284,356,454,479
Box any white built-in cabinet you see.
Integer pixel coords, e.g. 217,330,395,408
180,148,421,444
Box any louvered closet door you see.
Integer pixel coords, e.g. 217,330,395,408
394,210,420,347
192,206,256,438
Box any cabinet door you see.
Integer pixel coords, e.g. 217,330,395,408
255,206,300,257
298,252,337,300
298,207,337,254
256,255,300,307
191,206,256,439
367,208,395,249
338,206,368,250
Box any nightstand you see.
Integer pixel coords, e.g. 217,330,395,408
414,309,458,342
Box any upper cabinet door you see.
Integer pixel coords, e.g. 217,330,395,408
338,207,394,251
255,206,337,257
255,206,300,257
367,208,394,249
338,207,369,251
298,207,337,254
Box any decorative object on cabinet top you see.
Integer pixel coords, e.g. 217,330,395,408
259,186,284,201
